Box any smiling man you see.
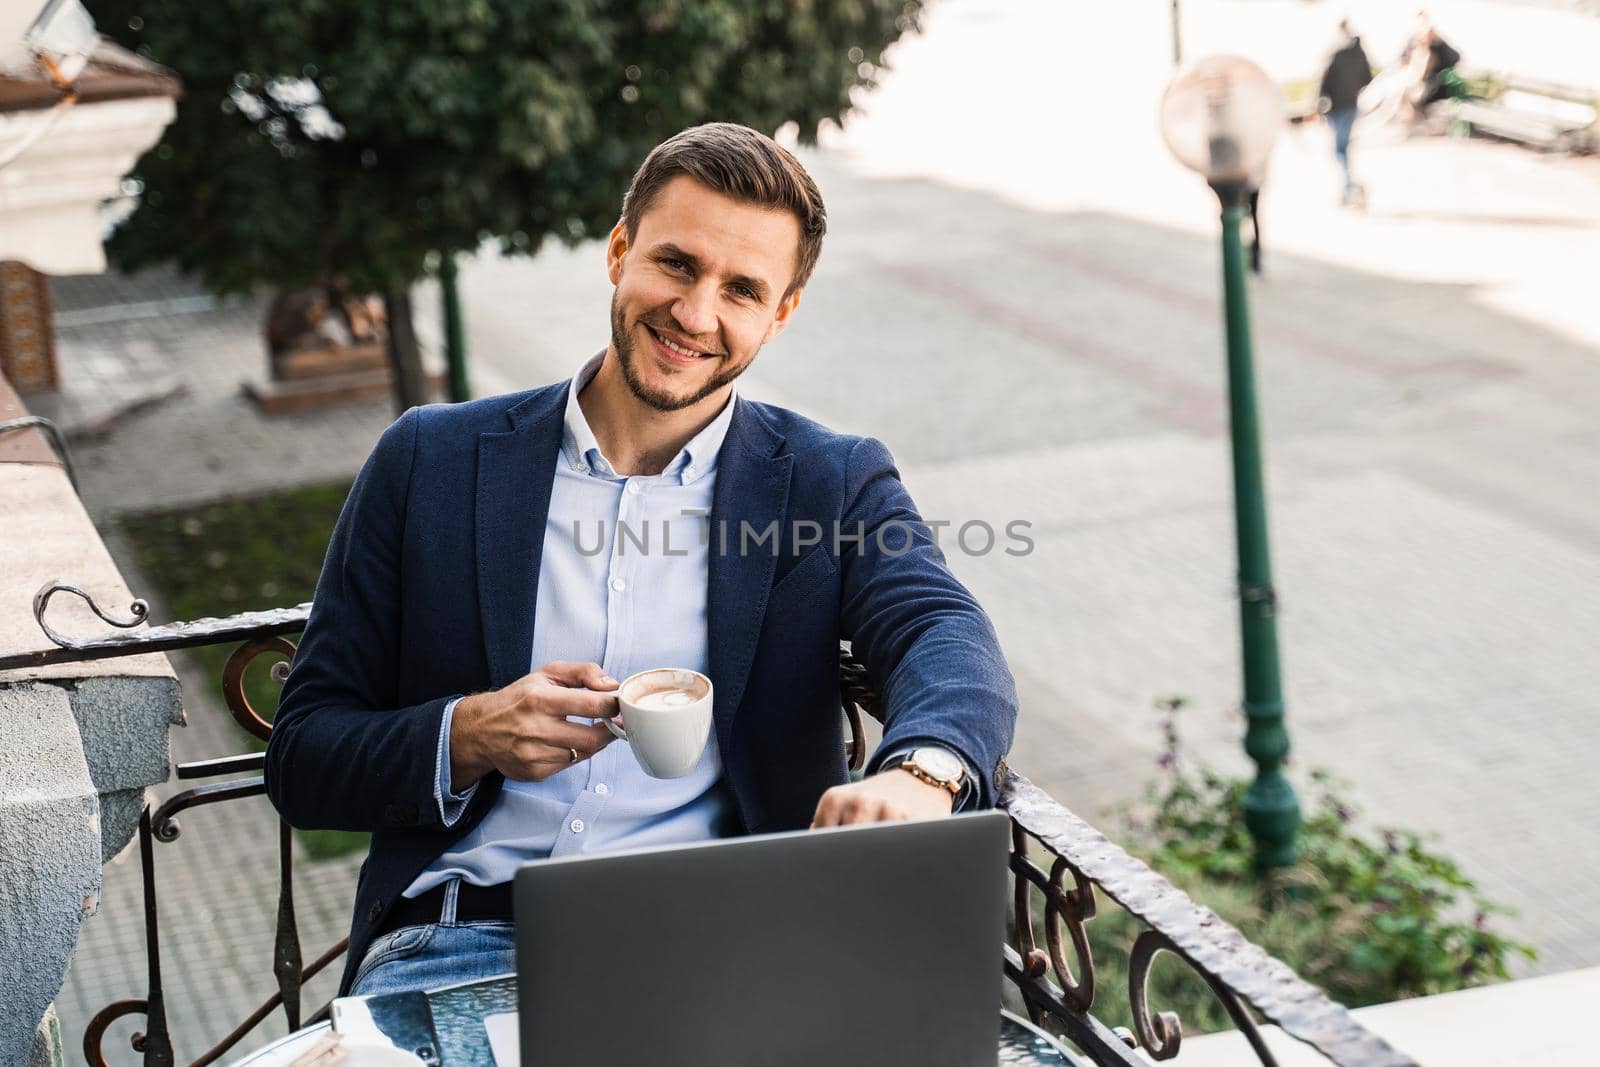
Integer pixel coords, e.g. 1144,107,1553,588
264,123,1018,998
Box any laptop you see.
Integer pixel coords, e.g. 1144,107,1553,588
511,811,1011,1066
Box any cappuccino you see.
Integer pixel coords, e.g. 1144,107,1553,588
608,668,715,779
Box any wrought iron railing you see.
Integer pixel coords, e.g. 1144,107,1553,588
2,582,1416,1067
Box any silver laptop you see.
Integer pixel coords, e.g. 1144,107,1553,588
513,811,1011,1066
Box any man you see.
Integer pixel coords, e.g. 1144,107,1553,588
1319,19,1373,207
264,123,1018,998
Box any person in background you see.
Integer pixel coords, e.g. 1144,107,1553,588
1410,12,1463,115
1318,19,1374,207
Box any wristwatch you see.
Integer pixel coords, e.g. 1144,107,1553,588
897,746,965,796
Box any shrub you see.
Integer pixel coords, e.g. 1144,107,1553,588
1036,698,1535,1037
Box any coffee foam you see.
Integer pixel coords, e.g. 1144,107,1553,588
622,669,710,706
632,689,696,710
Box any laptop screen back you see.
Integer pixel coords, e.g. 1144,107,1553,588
513,811,1011,1066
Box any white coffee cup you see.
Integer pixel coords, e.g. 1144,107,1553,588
605,668,714,779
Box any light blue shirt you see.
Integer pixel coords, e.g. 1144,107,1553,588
406,354,738,896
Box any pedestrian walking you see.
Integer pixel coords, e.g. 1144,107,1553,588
1411,12,1463,114
1319,19,1374,207
1247,186,1262,274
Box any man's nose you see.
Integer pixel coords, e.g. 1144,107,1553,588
672,282,717,337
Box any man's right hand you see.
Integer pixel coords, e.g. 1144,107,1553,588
449,661,620,788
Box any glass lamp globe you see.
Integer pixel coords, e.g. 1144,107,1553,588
1158,56,1282,186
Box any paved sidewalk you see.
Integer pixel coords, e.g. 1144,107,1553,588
45,267,396,523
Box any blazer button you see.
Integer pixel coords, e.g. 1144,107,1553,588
368,900,383,922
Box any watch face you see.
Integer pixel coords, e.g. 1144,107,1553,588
912,746,963,782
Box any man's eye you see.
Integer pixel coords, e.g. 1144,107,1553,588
732,285,755,300
663,258,687,272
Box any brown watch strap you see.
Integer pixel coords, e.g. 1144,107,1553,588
899,758,961,795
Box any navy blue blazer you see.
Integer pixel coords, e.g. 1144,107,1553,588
264,381,1018,994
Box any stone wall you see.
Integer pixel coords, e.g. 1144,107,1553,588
0,375,181,1065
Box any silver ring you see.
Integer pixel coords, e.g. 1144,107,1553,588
568,746,578,763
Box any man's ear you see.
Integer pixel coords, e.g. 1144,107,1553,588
606,220,629,285
763,288,804,344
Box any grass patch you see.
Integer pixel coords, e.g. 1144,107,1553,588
120,481,368,860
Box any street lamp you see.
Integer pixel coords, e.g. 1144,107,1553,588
1158,56,1300,868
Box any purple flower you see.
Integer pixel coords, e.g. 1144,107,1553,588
1335,804,1352,823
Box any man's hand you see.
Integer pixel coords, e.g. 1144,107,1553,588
450,661,619,788
810,769,955,829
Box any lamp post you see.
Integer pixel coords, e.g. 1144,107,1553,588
1158,56,1300,868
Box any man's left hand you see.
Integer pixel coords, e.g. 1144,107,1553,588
810,769,954,828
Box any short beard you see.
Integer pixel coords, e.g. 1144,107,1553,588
610,291,750,412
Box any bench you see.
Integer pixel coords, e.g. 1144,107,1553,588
1448,75,1599,153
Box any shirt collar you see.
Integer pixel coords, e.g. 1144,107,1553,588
560,352,736,485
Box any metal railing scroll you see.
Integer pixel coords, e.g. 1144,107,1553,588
5,583,337,1067
1,583,1417,1066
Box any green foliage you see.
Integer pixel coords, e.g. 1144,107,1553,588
1041,698,1535,1038
88,0,924,293
119,481,367,859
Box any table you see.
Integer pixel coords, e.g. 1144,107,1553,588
232,975,1083,1066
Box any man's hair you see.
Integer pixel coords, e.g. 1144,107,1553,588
620,122,827,297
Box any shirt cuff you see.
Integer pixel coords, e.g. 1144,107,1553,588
875,744,980,813
435,696,478,826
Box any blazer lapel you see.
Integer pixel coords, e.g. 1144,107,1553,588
476,384,567,689
707,398,792,757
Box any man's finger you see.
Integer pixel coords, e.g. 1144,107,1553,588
541,720,616,753
810,790,843,829
539,687,621,719
541,661,619,690
841,798,878,826
506,737,610,780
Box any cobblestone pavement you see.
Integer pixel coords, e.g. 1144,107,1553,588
41,0,1600,1058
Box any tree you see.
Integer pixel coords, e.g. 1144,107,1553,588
90,0,924,410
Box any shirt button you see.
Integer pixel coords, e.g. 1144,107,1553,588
570,819,586,833
685,465,697,479
595,783,610,796
610,577,626,592
575,461,588,473
626,480,643,494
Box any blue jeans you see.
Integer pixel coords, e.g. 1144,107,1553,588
1328,107,1357,189
349,880,517,997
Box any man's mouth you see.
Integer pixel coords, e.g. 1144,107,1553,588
643,323,716,365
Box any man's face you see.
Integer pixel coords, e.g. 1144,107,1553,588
607,175,804,412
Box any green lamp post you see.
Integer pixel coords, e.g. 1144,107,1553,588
1158,56,1300,868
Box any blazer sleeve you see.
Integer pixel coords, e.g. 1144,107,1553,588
264,408,461,832
839,437,1019,807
